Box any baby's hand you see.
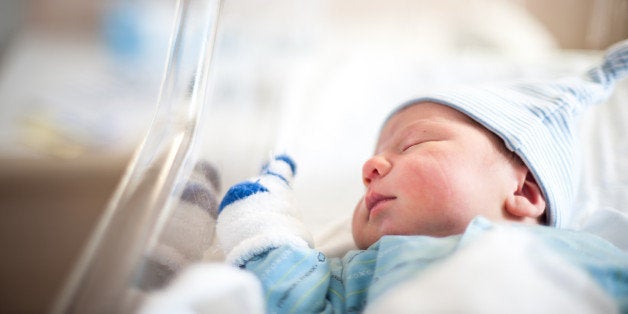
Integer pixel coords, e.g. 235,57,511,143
215,155,313,265
217,155,297,214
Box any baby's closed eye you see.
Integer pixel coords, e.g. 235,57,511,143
401,138,441,152
401,141,424,152
400,134,446,152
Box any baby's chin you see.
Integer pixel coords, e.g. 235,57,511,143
354,223,469,249
352,230,379,250
352,226,413,249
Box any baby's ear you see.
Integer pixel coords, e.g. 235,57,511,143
505,168,546,220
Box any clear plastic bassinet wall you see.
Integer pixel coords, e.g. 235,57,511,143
52,0,223,312
53,0,626,312
53,0,343,312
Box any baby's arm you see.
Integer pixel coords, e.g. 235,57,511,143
215,156,343,312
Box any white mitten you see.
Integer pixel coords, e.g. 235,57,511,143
216,155,313,265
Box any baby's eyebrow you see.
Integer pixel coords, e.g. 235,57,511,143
399,120,452,138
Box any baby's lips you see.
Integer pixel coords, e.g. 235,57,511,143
365,191,396,212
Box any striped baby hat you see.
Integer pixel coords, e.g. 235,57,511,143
395,40,628,228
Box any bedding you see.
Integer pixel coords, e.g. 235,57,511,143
138,49,628,313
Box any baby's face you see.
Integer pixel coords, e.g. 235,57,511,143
352,102,521,249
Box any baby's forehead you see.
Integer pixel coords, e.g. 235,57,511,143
376,101,503,149
381,102,479,134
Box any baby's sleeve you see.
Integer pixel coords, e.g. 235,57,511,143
242,245,344,313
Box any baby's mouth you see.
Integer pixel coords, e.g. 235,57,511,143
365,192,396,213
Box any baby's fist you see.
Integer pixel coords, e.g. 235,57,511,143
217,155,297,214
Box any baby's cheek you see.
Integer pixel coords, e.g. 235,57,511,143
403,165,449,203
351,199,364,229
353,197,365,216
352,198,373,249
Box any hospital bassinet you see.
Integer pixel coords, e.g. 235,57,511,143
52,0,628,312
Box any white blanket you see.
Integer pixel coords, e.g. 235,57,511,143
365,229,617,314
140,264,264,314
141,227,618,314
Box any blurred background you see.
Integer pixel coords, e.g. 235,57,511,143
0,0,626,312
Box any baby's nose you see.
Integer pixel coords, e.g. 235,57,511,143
362,155,391,186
